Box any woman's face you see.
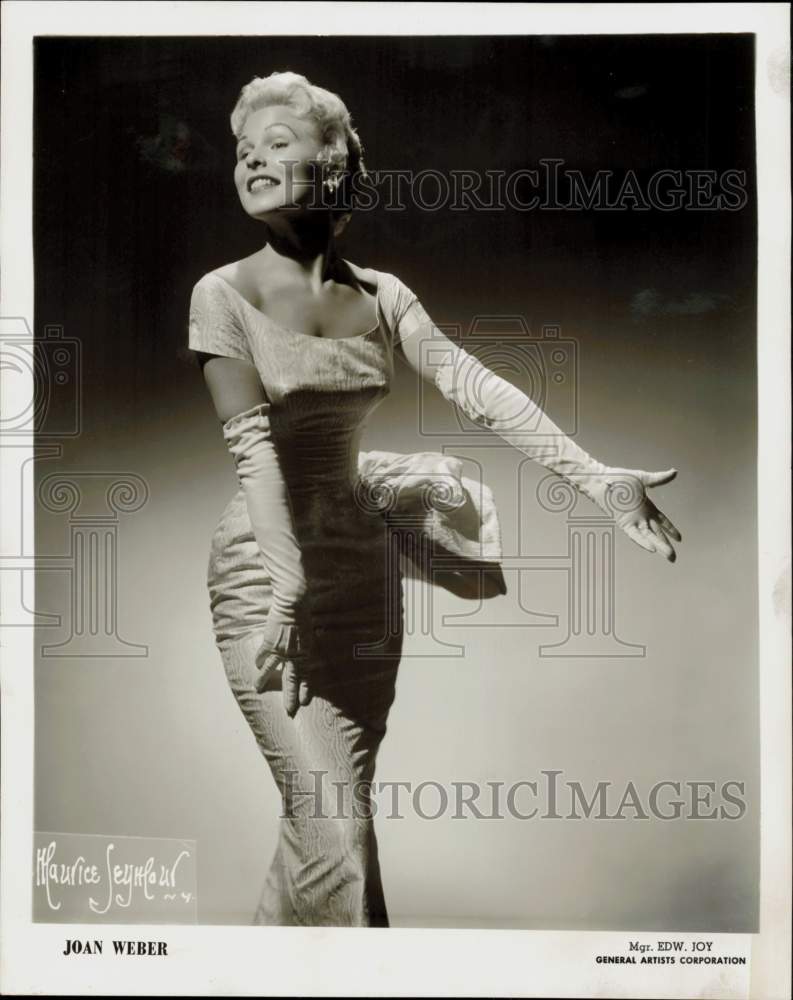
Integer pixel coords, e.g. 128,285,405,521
233,104,327,221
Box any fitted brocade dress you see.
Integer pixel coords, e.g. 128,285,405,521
188,264,505,928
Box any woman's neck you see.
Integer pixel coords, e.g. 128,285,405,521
260,215,343,291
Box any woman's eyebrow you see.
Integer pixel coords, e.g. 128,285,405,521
263,122,299,136
238,122,299,146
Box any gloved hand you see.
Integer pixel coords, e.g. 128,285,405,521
221,402,314,716
431,344,682,561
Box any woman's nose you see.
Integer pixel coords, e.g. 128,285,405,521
244,142,268,168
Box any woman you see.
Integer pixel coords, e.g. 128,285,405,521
188,71,681,928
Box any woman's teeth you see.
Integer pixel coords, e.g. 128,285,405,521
250,177,279,192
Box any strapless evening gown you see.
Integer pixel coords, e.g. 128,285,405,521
188,266,504,927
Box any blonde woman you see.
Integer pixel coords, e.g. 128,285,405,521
188,71,681,927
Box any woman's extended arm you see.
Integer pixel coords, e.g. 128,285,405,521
393,296,681,561
200,353,313,715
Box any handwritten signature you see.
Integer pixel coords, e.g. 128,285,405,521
35,840,193,913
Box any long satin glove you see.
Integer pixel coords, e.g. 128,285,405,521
431,344,681,560
221,402,313,715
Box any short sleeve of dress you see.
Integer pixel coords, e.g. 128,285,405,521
380,272,439,347
188,274,254,364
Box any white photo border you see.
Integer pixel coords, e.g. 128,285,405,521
1,2,789,997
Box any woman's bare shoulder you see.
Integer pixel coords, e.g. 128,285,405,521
206,252,267,296
343,258,391,294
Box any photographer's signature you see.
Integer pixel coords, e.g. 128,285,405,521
35,838,193,914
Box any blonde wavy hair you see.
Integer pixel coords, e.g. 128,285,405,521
230,71,368,234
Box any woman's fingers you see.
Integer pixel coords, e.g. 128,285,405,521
641,467,678,488
253,652,314,714
609,470,680,561
254,645,275,673
623,518,678,561
648,518,676,562
657,510,682,541
623,522,657,554
637,521,664,556
282,661,300,717
255,651,284,693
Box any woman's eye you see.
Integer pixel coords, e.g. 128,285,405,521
271,140,288,149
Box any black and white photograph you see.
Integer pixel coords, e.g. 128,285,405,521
1,2,790,997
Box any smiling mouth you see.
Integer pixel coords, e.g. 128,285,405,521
248,176,280,193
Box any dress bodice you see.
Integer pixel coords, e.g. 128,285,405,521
190,268,401,525
188,262,505,620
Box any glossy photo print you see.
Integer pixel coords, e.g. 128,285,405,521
31,25,757,927
1,4,790,999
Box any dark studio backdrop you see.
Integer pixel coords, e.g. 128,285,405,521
34,34,758,929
